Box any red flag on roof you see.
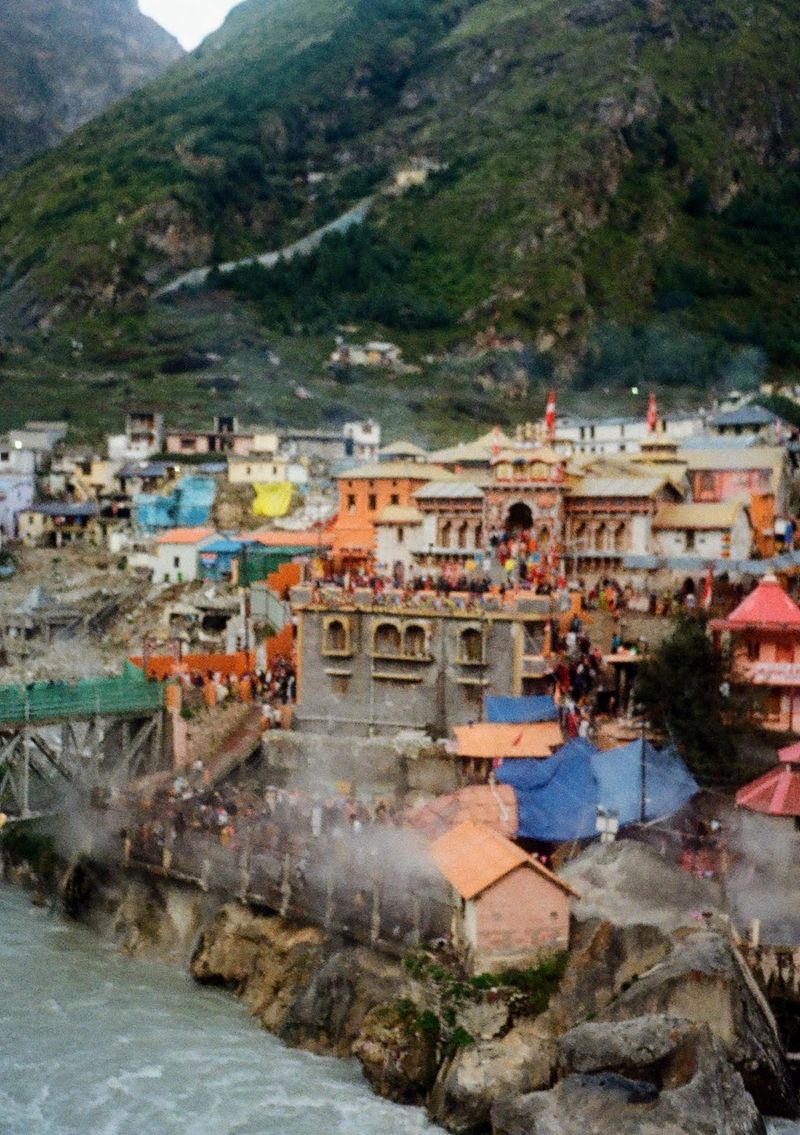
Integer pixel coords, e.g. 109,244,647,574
545,391,556,441
646,392,657,433
702,565,713,611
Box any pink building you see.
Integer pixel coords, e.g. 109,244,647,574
711,574,800,731
429,820,576,972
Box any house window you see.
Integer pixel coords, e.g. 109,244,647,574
397,527,404,543
173,556,180,568
347,494,356,513
323,617,351,656
459,627,483,664
246,466,251,477
746,639,760,661
404,624,427,657
776,642,793,663
390,493,399,505
373,622,402,655
464,684,483,709
180,437,194,450
368,493,377,511
686,531,695,552
0,453,8,462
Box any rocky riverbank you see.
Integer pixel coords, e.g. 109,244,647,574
4,837,796,1133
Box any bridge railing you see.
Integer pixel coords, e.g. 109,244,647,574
0,666,164,724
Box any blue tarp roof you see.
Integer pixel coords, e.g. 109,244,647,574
485,695,558,724
497,739,698,842
199,537,242,554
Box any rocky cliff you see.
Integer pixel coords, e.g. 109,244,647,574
9,841,795,1134
0,0,182,174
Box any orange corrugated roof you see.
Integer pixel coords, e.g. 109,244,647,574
430,821,529,899
156,526,215,545
247,529,333,548
405,784,518,841
453,721,563,758
429,820,578,900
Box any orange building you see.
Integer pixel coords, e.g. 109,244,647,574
330,461,456,558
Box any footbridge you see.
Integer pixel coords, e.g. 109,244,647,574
0,663,166,820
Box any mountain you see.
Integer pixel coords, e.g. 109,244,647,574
0,0,183,175
0,0,798,440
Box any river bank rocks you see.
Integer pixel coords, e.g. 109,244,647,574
12,838,795,1134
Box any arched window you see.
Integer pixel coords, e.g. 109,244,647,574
613,523,626,552
374,622,402,656
459,627,483,664
595,523,607,552
440,520,452,548
457,521,469,550
404,624,427,657
323,617,351,656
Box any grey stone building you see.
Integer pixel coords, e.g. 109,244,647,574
291,586,552,737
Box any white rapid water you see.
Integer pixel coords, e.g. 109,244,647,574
0,884,436,1135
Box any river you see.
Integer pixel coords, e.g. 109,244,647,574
2,882,798,1135
0,884,436,1135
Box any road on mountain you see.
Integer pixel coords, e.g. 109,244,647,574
155,197,374,297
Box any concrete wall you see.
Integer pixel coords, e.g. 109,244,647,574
154,543,200,583
294,606,520,737
259,729,461,803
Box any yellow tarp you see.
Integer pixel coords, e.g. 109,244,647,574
253,482,292,518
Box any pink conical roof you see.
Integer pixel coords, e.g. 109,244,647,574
726,574,800,628
777,741,800,764
736,764,800,817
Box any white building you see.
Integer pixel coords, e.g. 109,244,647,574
108,411,164,461
227,455,290,485
653,501,752,561
344,420,381,462
554,412,704,457
153,527,215,584
0,476,35,538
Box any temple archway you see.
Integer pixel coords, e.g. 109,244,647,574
505,501,533,534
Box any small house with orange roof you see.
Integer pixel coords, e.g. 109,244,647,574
154,526,215,584
711,574,800,731
429,820,576,971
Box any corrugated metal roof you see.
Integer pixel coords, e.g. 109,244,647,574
375,505,423,523
378,440,428,457
429,821,529,899
414,481,484,500
568,476,669,499
340,460,455,481
710,404,777,427
428,429,513,465
429,820,576,900
680,446,785,471
725,574,800,627
156,526,215,545
453,721,563,758
405,785,518,841
653,502,746,530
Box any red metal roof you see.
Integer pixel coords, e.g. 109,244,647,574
724,574,800,629
736,765,800,816
777,741,800,764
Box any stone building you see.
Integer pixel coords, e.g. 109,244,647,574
291,586,553,737
483,446,568,555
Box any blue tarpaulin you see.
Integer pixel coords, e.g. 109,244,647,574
497,738,698,842
484,695,559,724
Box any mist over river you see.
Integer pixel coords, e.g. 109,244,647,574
0,884,436,1135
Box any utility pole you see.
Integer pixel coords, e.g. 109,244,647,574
640,713,647,824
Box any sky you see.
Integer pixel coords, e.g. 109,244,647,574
138,1,243,50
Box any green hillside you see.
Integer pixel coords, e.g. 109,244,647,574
0,0,798,440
